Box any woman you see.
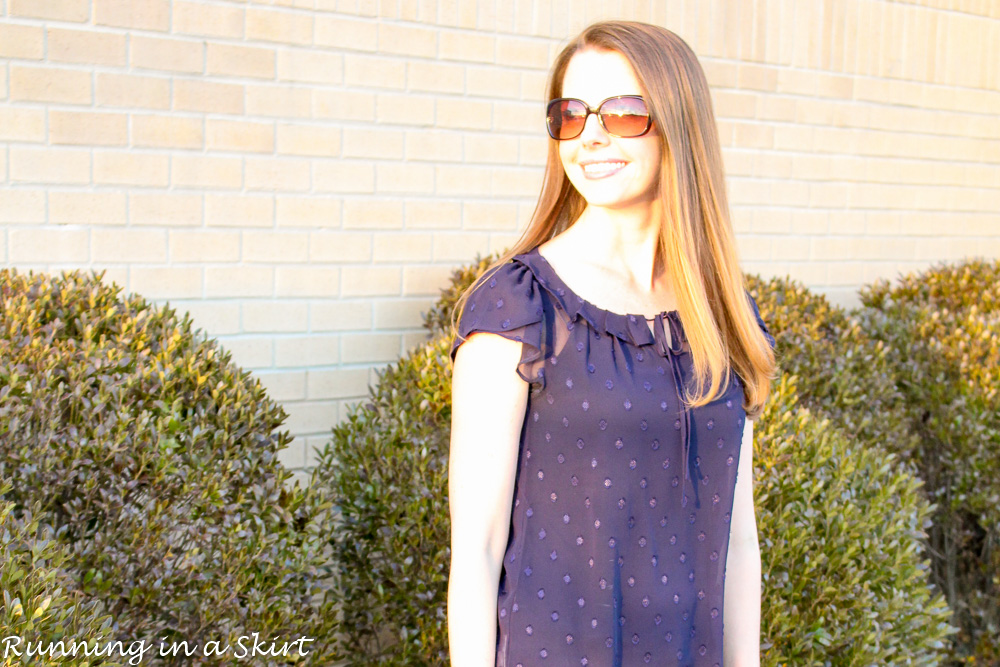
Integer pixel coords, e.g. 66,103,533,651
448,20,777,667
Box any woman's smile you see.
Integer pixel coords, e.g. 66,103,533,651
579,159,629,179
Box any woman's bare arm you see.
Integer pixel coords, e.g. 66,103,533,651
448,332,529,667
723,417,762,667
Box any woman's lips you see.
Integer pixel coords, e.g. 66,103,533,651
580,160,627,179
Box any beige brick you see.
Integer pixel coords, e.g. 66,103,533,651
133,115,203,149
257,371,307,403
315,15,377,51
404,130,462,161
277,49,344,85
92,229,166,263
130,267,202,299
206,119,274,153
96,73,170,110
206,43,275,79
276,123,341,157
243,302,308,333
276,267,341,297
440,30,494,63
0,24,44,59
49,191,126,225
10,66,90,105
94,0,169,31
519,69,547,100
174,80,243,115
373,298,431,328
341,332,402,363
405,200,462,229
0,191,45,223
276,196,341,228
94,151,170,187
436,164,490,196
180,301,240,335
48,28,125,66
433,232,491,261
436,98,492,131
377,22,436,57
403,265,454,296
246,7,313,44
309,231,372,262
461,201,518,231
343,201,403,229
282,404,338,442
50,111,127,147
131,36,202,74
341,266,401,296
373,232,433,262
375,93,434,126
310,301,372,331
0,108,45,142
313,90,376,121
204,267,274,298
492,101,534,133
344,54,406,89
496,35,548,69
518,135,547,166
246,84,312,118
173,0,244,39
245,157,311,192
10,0,87,21
275,335,340,367
206,194,274,228
407,60,464,94
464,133,519,164
243,230,309,262
342,128,403,159
492,168,539,197
314,161,375,193
10,229,88,263
219,336,273,368
305,369,370,400
131,193,202,226
171,155,242,190
169,230,240,263
10,148,89,185
375,163,434,194
465,65,519,98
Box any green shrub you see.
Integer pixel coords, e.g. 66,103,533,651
311,338,454,666
1,490,121,667
0,269,337,665
857,260,1000,662
312,259,954,665
755,376,953,665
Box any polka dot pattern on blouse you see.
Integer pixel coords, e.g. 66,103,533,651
450,247,776,667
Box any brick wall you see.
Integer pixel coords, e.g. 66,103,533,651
2,0,998,472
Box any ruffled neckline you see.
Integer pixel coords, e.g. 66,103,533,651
512,247,686,355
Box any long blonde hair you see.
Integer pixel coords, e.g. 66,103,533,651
451,20,776,419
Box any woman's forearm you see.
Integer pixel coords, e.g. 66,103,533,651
448,553,500,667
723,534,762,667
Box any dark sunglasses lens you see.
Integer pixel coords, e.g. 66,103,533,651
600,97,650,137
547,99,587,139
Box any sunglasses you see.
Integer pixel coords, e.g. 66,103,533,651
545,95,653,140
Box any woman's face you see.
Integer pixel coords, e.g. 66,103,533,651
558,48,662,214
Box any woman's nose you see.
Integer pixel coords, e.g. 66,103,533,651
578,111,609,145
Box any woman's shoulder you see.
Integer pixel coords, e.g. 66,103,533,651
450,253,549,355
450,251,553,386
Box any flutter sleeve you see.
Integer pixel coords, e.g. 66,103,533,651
746,290,777,350
450,258,551,388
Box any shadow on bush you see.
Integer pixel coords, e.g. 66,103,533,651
0,269,337,665
311,254,955,665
